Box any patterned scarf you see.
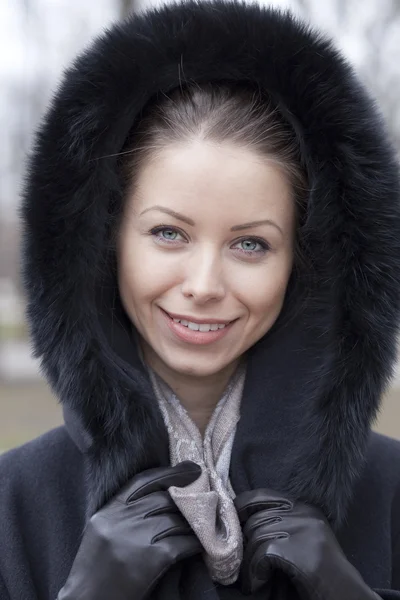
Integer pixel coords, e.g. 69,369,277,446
145,358,247,585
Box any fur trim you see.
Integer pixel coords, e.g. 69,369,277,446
21,0,400,525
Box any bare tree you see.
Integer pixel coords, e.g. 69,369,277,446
120,0,138,19
289,0,400,152
359,0,400,150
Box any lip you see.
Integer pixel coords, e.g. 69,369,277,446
159,307,237,345
162,309,234,325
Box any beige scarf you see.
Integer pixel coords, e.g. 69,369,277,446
144,356,247,585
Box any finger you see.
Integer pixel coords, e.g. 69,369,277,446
126,489,179,515
150,513,197,544
123,462,202,503
243,523,289,561
242,509,287,541
252,548,311,597
251,544,281,583
243,505,328,543
241,543,274,595
139,535,204,600
234,489,293,523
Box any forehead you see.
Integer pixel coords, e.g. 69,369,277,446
131,140,295,227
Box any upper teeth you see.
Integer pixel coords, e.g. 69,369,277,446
173,319,228,332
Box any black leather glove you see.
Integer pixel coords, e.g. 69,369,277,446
57,461,202,600
234,489,380,600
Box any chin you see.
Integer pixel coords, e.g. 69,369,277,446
167,360,220,377
163,352,238,378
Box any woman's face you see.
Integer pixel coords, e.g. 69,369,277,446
117,140,295,379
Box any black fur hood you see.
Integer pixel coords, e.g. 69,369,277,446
21,0,400,526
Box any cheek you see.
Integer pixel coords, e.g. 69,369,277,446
117,237,180,305
231,257,292,319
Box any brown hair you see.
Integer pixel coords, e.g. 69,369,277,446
118,82,308,265
123,83,305,191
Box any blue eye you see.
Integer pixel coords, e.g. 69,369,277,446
159,229,178,240
236,238,270,256
150,226,185,243
148,225,270,257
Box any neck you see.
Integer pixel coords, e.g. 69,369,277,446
139,338,243,432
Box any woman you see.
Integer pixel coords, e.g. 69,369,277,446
1,0,400,598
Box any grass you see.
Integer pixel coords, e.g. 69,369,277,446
0,380,62,451
0,323,28,341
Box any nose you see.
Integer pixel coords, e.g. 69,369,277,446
181,246,226,303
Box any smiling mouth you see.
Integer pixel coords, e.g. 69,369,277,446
171,319,228,332
160,306,237,343
161,309,237,332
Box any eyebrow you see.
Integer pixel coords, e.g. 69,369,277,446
139,205,283,235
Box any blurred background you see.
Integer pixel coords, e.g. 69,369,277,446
1,0,400,452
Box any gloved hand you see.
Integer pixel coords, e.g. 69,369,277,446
234,489,380,600
57,461,202,600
